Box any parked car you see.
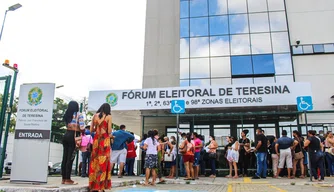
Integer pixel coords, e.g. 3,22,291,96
4,161,53,175
49,162,76,175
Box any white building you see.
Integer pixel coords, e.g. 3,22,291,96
88,0,334,141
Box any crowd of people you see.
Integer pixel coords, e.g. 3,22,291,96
59,101,334,192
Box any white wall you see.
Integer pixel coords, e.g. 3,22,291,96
142,0,180,88
293,54,334,123
286,0,334,45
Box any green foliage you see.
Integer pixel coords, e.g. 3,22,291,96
0,94,18,133
52,97,68,134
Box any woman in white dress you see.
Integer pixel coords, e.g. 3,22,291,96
226,136,239,178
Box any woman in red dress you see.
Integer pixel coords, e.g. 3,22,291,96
89,103,112,192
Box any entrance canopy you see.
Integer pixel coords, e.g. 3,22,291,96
88,82,312,111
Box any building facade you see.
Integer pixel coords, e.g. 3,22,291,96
142,0,334,141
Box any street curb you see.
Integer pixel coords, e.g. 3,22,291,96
0,178,223,192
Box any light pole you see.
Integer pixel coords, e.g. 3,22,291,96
0,3,22,42
0,60,19,178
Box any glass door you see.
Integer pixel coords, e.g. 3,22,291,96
213,125,230,147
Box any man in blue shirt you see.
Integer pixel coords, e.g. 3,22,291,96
274,130,297,178
110,125,134,178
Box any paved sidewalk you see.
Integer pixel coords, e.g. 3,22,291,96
0,175,333,192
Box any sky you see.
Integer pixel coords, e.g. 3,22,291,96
0,0,146,101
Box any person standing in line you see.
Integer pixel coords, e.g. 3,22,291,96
274,130,295,179
226,137,239,178
89,103,112,191
252,128,268,179
192,132,203,180
110,124,134,178
304,130,325,181
270,137,279,178
207,135,218,178
180,133,195,180
325,131,334,177
198,135,206,177
292,130,305,178
140,134,148,177
238,130,250,177
61,101,80,185
155,134,166,184
125,132,137,176
80,126,93,177
142,130,159,186
178,133,187,177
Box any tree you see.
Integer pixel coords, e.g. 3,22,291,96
0,94,18,133
52,98,68,133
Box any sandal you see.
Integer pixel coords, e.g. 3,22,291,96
142,183,150,186
61,179,65,184
184,178,192,180
64,180,78,185
225,175,232,178
233,176,239,179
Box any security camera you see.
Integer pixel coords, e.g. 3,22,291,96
296,40,300,45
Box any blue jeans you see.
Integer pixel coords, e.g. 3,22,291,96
256,152,267,178
81,151,91,176
179,155,185,176
210,159,216,175
193,152,200,166
126,158,136,176
325,152,334,176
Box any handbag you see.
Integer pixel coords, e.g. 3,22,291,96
208,152,217,159
86,135,93,152
294,137,304,160
164,154,174,162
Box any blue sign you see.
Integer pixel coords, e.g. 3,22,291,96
297,96,313,111
171,100,185,114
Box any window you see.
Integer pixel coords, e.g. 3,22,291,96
211,78,231,85
210,36,230,56
249,13,270,33
273,53,292,75
247,0,267,13
209,0,228,15
180,80,190,87
292,43,334,55
292,46,303,54
190,37,209,57
209,16,228,36
303,45,313,54
180,19,189,38
190,79,210,86
232,78,253,84
228,0,247,14
268,0,285,11
269,11,287,31
251,33,272,54
252,54,275,75
313,44,325,53
180,1,189,18
229,14,249,34
275,75,293,83
230,34,251,55
190,0,208,17
210,57,231,77
231,56,253,76
180,38,190,58
190,17,209,37
254,77,275,84
190,58,210,78
180,59,190,79
271,32,290,53
324,44,334,53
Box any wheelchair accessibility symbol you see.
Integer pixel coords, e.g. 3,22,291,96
296,96,313,111
171,100,185,114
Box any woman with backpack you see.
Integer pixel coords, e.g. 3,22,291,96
180,133,195,180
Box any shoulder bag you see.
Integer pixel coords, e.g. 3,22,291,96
294,137,304,160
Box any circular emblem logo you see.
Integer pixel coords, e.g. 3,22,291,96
106,93,118,107
28,87,43,106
